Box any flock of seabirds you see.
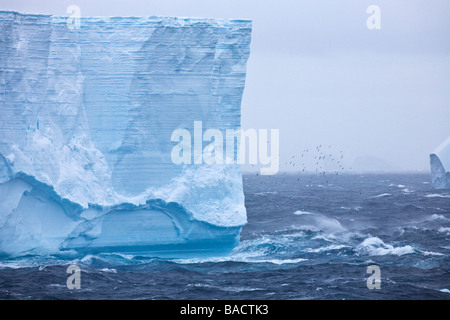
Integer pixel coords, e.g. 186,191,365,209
252,144,352,184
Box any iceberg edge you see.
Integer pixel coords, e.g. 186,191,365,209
430,154,450,189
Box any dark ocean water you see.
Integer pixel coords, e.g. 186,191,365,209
0,173,449,300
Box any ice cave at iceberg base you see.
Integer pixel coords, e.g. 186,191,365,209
0,12,251,258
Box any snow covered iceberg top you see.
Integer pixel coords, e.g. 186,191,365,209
0,11,251,227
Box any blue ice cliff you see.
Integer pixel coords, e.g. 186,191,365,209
0,12,251,257
430,137,450,189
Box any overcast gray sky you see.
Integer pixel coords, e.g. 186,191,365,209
2,0,449,172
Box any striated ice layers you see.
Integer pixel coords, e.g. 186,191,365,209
430,137,450,189
0,12,251,257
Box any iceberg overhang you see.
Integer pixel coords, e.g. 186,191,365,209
0,12,251,257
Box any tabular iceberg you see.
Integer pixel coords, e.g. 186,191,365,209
430,137,450,189
0,11,251,257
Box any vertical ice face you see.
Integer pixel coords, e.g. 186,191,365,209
430,137,450,189
0,12,116,207
0,12,251,257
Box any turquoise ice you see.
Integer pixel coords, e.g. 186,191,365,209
0,12,251,257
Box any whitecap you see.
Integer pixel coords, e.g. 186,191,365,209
293,210,315,215
172,236,308,265
438,227,450,234
102,252,137,260
439,289,450,294
426,194,450,198
172,255,307,265
357,237,414,256
261,258,307,265
370,193,392,198
186,283,260,293
220,286,264,293
253,191,278,196
339,206,362,211
429,214,450,221
0,262,25,269
421,251,444,256
47,284,66,288
100,268,117,273
80,254,99,263
307,244,349,253
292,212,346,233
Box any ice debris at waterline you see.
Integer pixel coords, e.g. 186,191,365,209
0,12,252,258
430,137,450,189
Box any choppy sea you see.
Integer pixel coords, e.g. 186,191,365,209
0,173,449,300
